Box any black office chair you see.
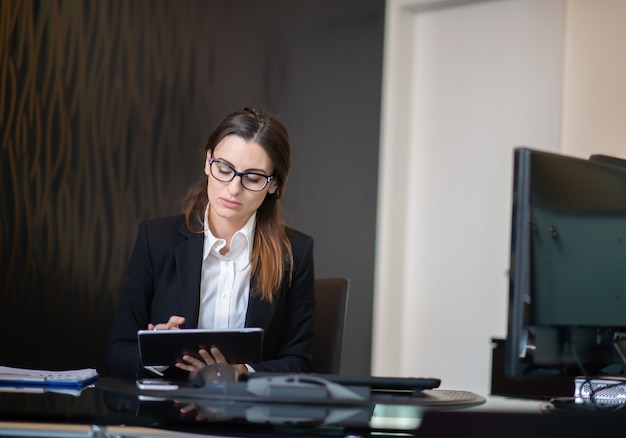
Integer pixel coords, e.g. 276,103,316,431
312,277,349,375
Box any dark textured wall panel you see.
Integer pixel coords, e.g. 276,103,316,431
1,0,384,375
1,0,218,371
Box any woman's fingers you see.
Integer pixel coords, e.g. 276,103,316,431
175,353,210,372
167,315,186,327
149,315,186,331
198,348,215,364
209,347,227,363
173,346,230,372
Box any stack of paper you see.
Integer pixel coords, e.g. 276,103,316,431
0,365,99,388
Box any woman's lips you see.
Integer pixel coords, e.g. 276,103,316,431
219,197,241,209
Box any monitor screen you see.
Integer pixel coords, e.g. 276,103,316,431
505,147,626,380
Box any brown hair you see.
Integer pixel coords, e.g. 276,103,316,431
182,107,292,302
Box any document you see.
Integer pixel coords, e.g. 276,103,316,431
0,365,99,387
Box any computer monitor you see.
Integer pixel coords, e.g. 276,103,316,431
504,147,626,380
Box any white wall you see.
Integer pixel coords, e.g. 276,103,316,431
562,0,626,159
373,0,564,396
374,0,626,397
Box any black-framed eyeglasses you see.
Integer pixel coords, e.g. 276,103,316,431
209,157,274,192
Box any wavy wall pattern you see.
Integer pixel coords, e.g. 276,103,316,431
1,0,214,370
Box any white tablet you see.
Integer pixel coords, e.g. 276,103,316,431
137,328,264,367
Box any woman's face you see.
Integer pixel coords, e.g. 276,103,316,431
205,135,276,233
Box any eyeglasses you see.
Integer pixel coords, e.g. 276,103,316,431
209,157,274,192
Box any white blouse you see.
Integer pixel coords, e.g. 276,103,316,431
197,208,255,330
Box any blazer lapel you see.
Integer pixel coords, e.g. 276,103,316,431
175,221,203,328
245,276,280,330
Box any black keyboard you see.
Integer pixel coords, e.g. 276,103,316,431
242,373,441,392
311,374,441,391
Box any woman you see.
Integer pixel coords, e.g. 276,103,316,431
104,107,315,379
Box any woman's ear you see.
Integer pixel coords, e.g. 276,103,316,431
269,184,278,195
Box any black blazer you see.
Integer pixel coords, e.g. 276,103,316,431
104,214,315,378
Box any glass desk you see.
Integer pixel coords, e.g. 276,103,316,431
3,378,626,438
0,377,487,437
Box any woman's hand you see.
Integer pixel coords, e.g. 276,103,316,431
148,315,185,331
175,346,247,377
175,346,225,373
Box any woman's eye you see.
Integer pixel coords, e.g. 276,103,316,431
217,164,233,175
245,175,262,184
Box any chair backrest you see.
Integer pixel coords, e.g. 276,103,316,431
312,277,349,374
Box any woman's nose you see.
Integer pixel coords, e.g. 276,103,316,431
227,176,244,194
